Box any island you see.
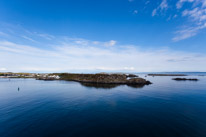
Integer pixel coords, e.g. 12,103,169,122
148,74,187,76
172,78,199,81
37,73,152,85
0,72,152,87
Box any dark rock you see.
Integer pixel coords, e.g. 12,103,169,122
126,74,138,78
148,74,187,76
172,78,199,81
127,78,152,85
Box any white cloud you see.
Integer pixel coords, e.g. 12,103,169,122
152,9,157,16
0,23,205,72
182,7,206,22
202,0,206,7
123,67,135,71
104,40,117,46
0,68,7,71
37,33,55,40
0,39,206,72
74,39,89,45
60,38,117,47
160,0,168,10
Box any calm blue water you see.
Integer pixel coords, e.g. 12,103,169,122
0,74,206,137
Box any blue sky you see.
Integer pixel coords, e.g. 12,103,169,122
0,0,206,72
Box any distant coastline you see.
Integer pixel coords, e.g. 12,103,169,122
1,72,204,85
0,72,152,86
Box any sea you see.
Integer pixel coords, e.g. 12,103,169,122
0,72,206,137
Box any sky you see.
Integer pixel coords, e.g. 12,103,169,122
0,0,206,73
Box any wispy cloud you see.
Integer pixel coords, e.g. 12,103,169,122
152,0,168,16
173,0,206,41
182,8,206,23
22,35,37,42
149,0,206,41
159,0,168,10
176,0,195,9
152,9,157,16
173,24,206,41
36,33,55,40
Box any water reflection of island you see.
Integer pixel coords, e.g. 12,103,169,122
80,82,145,89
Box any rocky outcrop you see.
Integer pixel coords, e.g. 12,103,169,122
126,74,138,78
148,74,187,76
127,77,151,85
172,78,198,81
58,73,151,85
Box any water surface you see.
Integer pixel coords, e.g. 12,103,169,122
0,74,206,137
